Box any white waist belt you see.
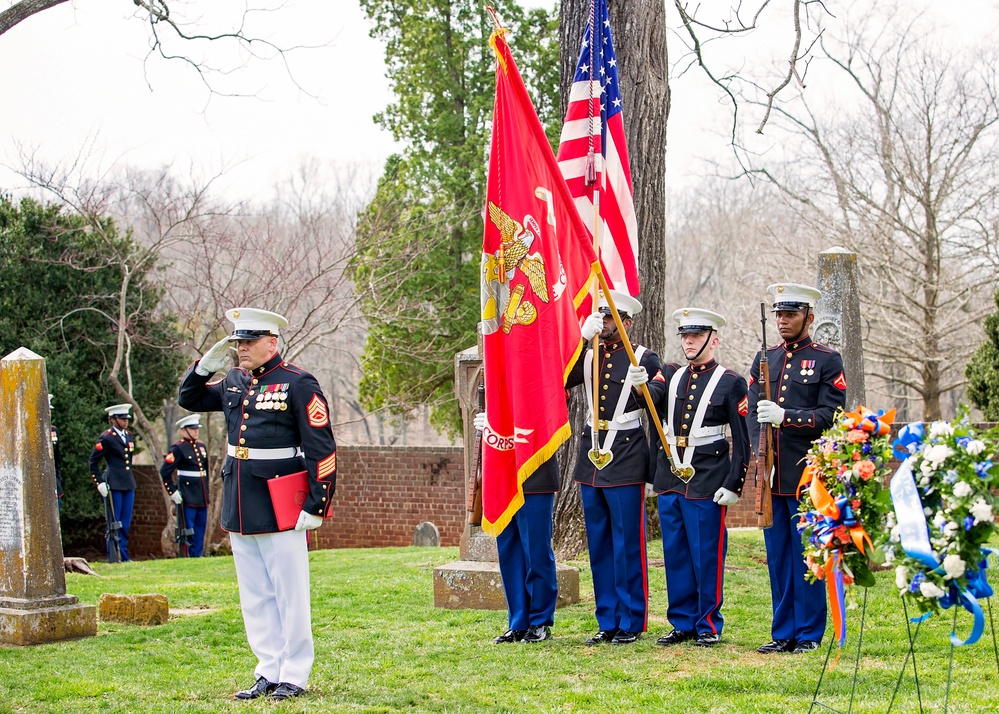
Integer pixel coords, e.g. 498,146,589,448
177,470,205,477
227,445,302,460
665,424,728,447
586,409,642,431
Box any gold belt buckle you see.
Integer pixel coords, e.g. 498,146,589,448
597,419,610,431
234,446,249,460
676,436,687,448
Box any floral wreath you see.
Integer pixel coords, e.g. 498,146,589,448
887,409,998,646
798,406,897,653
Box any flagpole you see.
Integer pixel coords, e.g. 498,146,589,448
595,270,672,458
586,0,602,448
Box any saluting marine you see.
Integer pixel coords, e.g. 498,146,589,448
179,308,337,701
748,283,847,654
88,403,137,562
633,308,750,648
566,290,661,646
160,414,210,557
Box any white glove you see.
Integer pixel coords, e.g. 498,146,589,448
713,487,739,506
473,412,486,431
757,400,785,426
171,490,183,505
195,337,231,376
580,312,603,341
97,482,109,498
295,511,323,531
625,365,648,388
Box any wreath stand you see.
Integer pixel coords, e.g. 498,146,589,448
807,587,869,714
807,588,999,713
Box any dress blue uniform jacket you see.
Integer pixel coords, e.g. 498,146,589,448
89,428,136,491
178,353,337,536
160,439,211,508
746,336,847,495
647,360,750,498
565,339,661,486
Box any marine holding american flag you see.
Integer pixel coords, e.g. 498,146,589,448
566,292,661,645
179,308,337,701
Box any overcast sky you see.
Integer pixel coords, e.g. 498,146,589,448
1,1,995,203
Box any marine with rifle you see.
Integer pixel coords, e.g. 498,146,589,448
88,403,136,562
747,283,847,654
160,414,210,557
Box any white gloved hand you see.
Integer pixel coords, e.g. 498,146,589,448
580,312,604,341
195,337,231,376
171,490,183,505
295,511,323,531
757,400,785,426
97,482,109,498
625,365,649,388
473,412,486,431
713,487,739,506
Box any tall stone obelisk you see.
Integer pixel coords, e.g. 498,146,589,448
814,247,867,406
0,348,96,645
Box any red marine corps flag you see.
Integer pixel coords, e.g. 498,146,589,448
479,26,600,537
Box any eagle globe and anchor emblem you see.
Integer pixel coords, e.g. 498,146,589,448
480,193,567,337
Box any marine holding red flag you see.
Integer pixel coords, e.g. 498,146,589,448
479,28,599,538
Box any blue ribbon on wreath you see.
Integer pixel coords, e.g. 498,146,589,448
891,421,994,646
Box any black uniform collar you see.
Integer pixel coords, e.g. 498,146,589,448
780,335,813,353
600,338,636,352
687,359,718,373
250,353,284,378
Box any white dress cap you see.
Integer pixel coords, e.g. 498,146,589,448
175,414,202,430
597,289,643,317
225,307,289,341
767,283,822,311
672,307,726,333
105,403,132,417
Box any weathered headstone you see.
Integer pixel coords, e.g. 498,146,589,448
433,345,579,610
412,522,441,547
98,593,169,625
815,247,867,406
0,348,97,645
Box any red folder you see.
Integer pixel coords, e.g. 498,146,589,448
267,471,310,532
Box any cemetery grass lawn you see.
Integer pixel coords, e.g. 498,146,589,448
1,530,996,713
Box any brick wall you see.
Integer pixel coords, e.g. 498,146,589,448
312,446,465,550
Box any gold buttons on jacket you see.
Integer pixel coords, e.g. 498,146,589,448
252,379,258,385
243,400,249,406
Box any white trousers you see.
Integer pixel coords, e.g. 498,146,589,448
230,530,314,688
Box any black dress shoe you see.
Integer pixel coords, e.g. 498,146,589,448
234,676,277,700
610,630,640,645
270,682,306,700
757,639,796,653
493,629,527,644
521,625,551,643
695,632,721,647
656,629,696,646
792,640,821,653
584,629,618,645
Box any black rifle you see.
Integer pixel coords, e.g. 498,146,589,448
175,502,194,557
103,493,123,564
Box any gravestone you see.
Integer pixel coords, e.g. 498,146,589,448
413,522,441,547
433,345,579,610
815,247,867,407
0,348,97,645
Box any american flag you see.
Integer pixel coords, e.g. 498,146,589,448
556,0,639,297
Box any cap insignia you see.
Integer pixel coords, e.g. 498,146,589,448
776,285,785,293
232,310,240,319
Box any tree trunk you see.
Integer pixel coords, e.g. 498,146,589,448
554,0,668,555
